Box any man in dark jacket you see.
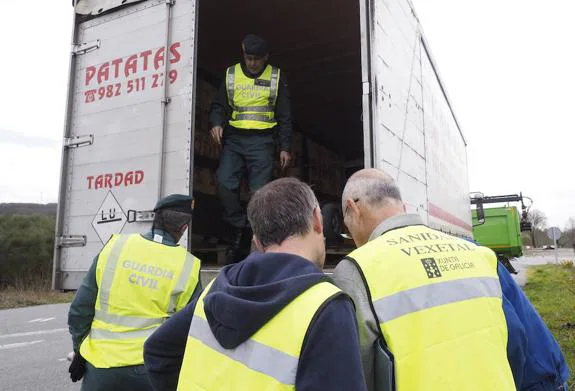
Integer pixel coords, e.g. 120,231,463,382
209,34,292,264
143,178,366,390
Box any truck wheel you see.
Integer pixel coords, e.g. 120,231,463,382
321,203,343,243
498,256,518,274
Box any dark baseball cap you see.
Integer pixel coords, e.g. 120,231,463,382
242,34,269,56
153,194,194,214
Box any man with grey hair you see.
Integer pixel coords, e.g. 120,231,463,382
143,178,367,390
333,168,570,391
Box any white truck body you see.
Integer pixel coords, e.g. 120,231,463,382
53,0,470,290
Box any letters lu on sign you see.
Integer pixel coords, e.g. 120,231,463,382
92,191,127,244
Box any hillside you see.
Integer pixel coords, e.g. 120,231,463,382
0,203,58,216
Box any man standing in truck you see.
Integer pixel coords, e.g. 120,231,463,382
209,34,292,264
67,194,202,390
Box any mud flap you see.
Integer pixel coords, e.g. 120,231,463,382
499,257,518,274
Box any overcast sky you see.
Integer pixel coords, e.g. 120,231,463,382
0,1,572,228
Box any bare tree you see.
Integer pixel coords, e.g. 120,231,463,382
527,209,548,248
528,209,548,230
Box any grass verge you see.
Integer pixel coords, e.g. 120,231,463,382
523,264,575,389
0,287,74,310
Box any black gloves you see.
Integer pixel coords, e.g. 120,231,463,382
68,351,87,382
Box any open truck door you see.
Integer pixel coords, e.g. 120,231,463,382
53,0,198,290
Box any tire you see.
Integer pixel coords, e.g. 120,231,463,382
321,203,343,243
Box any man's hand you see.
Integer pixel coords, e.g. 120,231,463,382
280,151,291,169
68,350,87,382
210,126,223,145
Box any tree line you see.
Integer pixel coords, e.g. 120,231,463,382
0,215,55,289
521,209,575,249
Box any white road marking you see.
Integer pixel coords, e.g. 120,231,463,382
0,340,45,350
0,328,67,339
28,317,56,323
58,358,68,362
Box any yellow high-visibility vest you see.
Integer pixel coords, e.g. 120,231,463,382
226,63,280,130
80,234,201,368
347,224,516,390
176,280,342,390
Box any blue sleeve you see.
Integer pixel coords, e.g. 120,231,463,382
296,295,368,391
498,263,571,389
67,256,98,351
499,275,527,388
143,297,199,391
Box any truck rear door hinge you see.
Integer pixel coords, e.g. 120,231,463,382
57,235,87,248
64,134,93,148
72,40,101,56
362,82,371,95
127,209,155,223
165,0,176,5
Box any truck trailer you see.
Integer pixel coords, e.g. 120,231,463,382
53,0,471,290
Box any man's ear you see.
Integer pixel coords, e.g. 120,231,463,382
312,207,323,234
346,198,360,218
253,235,265,252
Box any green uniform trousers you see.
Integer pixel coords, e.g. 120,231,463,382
80,362,153,391
216,130,275,229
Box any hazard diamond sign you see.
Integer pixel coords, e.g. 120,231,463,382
92,191,127,244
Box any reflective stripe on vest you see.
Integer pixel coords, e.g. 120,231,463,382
89,327,157,341
226,63,280,130
176,280,342,390
348,225,516,391
93,310,161,329
235,105,270,113
189,316,298,385
80,234,201,368
234,113,276,122
373,276,502,323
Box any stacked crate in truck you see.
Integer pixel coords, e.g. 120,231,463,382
305,138,344,200
192,77,218,196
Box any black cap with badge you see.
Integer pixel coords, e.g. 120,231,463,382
242,34,269,57
153,194,194,215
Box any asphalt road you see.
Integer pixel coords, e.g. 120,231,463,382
0,303,78,391
511,248,574,287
